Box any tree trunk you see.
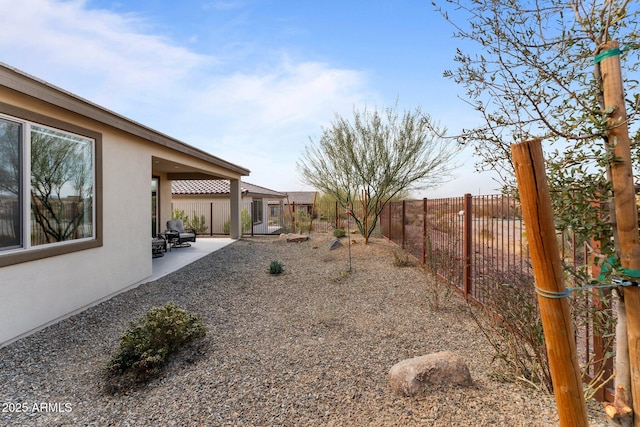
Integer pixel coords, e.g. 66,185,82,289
605,292,633,427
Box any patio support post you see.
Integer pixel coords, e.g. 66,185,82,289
229,179,241,239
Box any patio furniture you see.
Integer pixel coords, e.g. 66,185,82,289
152,235,166,257
165,219,196,248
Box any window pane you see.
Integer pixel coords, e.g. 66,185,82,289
0,119,21,250
151,178,159,236
30,125,94,245
253,198,263,223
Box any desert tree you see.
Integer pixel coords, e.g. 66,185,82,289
297,104,460,244
433,0,640,423
30,128,93,244
0,121,21,246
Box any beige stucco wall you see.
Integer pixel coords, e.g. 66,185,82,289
172,195,282,235
0,85,246,346
0,96,152,345
172,195,251,234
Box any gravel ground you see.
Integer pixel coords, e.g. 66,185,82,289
0,233,608,426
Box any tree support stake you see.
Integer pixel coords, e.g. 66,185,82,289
512,138,589,427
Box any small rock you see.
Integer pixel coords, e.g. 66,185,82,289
329,238,342,250
388,351,472,396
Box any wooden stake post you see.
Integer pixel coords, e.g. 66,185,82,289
511,139,589,427
600,40,640,427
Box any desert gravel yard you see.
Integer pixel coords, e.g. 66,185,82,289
0,233,608,426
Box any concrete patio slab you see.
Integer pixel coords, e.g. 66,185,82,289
147,237,235,282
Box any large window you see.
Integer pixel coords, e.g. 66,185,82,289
30,125,94,246
0,118,21,250
151,177,159,236
0,107,100,265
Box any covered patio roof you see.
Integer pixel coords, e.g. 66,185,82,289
151,157,246,180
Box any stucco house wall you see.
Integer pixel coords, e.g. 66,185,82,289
171,194,249,234
0,64,249,346
172,195,282,235
171,180,285,235
284,191,318,217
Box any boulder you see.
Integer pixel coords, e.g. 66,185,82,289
329,237,343,250
388,351,472,397
280,233,309,243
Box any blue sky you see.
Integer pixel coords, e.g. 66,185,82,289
0,0,499,196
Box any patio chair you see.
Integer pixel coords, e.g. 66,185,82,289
152,234,167,257
165,219,197,248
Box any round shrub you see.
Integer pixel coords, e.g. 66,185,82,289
107,302,206,380
333,228,346,238
269,260,284,275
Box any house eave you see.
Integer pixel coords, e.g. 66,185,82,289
0,62,250,176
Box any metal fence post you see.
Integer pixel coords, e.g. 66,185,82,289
388,201,392,240
250,201,254,237
463,193,473,299
423,198,427,265
291,202,296,233
402,200,406,249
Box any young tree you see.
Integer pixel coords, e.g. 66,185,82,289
30,128,93,244
434,0,639,424
435,0,639,214
297,104,460,243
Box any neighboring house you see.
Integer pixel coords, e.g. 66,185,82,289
0,63,249,346
283,191,319,217
171,180,286,235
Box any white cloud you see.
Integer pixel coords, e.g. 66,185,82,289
0,0,376,191
205,1,245,11
175,58,375,190
0,0,209,112
185,57,371,133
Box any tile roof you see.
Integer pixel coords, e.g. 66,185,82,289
285,191,318,205
171,180,286,198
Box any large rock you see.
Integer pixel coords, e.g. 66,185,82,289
279,233,309,243
388,351,472,396
328,237,343,250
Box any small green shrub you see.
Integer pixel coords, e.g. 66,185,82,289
189,211,208,233
269,260,284,275
478,227,494,240
172,208,188,223
107,302,206,380
224,208,252,234
294,210,313,233
172,209,208,233
469,276,552,392
333,228,346,238
392,251,414,267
